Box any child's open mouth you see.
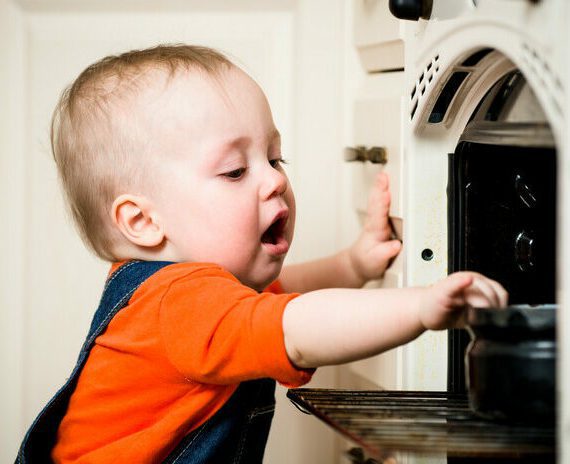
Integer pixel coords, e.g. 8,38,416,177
261,212,289,256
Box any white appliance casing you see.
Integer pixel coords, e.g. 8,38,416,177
348,0,568,461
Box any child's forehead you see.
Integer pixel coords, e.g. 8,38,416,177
136,66,216,96
113,67,222,124
128,65,274,153
129,66,231,110
137,65,265,122
163,65,256,100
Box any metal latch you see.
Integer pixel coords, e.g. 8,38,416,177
344,145,388,164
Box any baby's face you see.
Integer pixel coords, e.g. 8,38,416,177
141,67,295,290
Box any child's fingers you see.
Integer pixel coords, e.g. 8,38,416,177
481,278,506,307
491,280,509,307
365,172,391,238
464,275,507,308
377,171,389,190
371,240,402,263
360,240,402,279
367,178,390,213
441,272,474,299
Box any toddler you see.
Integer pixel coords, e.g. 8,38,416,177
17,45,507,464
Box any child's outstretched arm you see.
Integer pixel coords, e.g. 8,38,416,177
279,172,402,293
282,272,508,368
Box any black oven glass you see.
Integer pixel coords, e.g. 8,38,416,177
448,139,557,393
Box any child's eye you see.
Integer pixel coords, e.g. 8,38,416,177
223,167,246,179
269,158,287,169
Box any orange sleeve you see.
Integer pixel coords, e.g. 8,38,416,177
159,266,313,387
263,279,285,294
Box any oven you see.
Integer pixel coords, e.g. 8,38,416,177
288,0,568,462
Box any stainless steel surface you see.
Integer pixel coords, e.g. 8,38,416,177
287,388,555,460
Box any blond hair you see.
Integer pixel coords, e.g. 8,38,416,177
51,44,233,261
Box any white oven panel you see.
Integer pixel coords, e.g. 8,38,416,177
349,0,568,401
405,0,566,139
353,0,404,72
342,0,568,461
399,0,568,396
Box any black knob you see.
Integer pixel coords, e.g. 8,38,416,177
389,0,433,21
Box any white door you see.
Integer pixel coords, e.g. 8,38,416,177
0,0,347,461
340,0,407,391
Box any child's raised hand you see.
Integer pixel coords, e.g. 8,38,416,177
419,272,508,330
348,172,402,283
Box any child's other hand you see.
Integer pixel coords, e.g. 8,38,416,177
348,172,402,284
419,272,508,330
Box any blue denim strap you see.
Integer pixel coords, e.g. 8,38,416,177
162,378,276,464
85,260,174,345
16,260,173,464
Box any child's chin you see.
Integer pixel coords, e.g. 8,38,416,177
253,268,284,291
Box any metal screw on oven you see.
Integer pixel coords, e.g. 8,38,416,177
344,146,388,164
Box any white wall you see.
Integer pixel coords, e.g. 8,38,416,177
0,0,348,462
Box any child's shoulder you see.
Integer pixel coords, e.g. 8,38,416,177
109,260,234,279
108,260,240,291
156,261,237,283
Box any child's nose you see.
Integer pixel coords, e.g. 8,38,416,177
260,165,288,200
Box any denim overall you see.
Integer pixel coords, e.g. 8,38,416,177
16,260,276,463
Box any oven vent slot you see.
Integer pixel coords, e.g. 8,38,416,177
410,54,440,120
428,71,469,123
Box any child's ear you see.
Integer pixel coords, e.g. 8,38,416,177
111,194,165,248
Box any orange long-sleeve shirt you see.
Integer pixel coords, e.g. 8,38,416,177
52,262,312,463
